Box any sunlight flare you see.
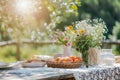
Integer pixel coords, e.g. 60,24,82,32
15,0,34,14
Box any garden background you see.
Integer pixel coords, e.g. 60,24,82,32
0,0,120,62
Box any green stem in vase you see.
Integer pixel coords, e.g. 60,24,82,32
82,50,89,68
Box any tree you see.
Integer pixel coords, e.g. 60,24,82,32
109,22,120,54
0,0,80,41
77,0,120,38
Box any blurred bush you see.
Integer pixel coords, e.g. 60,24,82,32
0,45,64,62
0,46,16,62
109,22,120,55
78,0,120,38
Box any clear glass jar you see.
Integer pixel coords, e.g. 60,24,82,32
99,49,115,66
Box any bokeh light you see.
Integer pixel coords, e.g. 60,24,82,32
15,0,34,14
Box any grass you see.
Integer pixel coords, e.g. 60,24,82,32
0,46,17,62
0,44,67,62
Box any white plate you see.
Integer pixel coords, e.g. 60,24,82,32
0,62,13,69
22,62,46,68
0,62,9,68
32,55,53,61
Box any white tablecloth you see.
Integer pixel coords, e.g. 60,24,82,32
0,64,120,80
68,64,120,80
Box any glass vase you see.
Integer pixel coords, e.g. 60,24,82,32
82,50,89,68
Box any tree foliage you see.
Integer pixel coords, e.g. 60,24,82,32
0,0,80,41
109,22,120,54
0,0,120,41
78,0,120,38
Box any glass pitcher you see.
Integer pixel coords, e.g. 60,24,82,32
100,49,115,66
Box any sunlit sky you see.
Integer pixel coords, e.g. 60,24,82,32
15,0,35,14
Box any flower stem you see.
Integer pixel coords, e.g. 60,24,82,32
82,50,89,68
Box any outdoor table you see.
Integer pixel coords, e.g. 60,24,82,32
0,64,120,80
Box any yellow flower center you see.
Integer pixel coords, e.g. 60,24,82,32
72,5,78,10
80,29,85,34
74,30,78,34
67,26,73,30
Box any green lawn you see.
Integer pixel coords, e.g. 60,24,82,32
0,45,64,62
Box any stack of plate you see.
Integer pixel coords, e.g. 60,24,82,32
0,62,11,69
22,62,46,68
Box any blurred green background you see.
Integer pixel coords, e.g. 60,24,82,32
0,0,120,62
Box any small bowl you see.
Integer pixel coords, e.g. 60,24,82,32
22,62,46,68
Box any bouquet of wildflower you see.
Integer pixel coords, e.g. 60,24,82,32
53,19,107,67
